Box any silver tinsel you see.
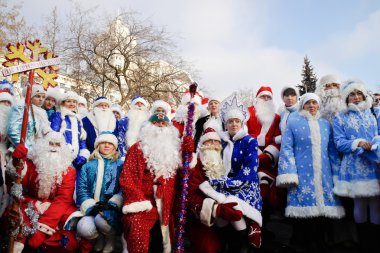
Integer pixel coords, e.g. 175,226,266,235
22,202,40,236
10,183,23,200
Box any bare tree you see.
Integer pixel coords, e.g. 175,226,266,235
0,0,36,52
63,6,193,108
41,6,62,55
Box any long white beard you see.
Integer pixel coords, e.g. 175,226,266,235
93,107,116,132
320,89,345,122
255,99,275,124
0,105,10,137
126,108,149,147
199,144,224,180
28,140,73,199
139,124,181,180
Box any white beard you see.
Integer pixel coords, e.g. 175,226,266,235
0,105,10,137
27,139,73,199
77,107,88,119
320,89,345,122
199,144,225,180
126,108,149,147
93,107,116,132
139,124,181,180
255,99,275,124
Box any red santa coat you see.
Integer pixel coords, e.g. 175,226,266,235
246,105,281,160
187,159,223,253
15,159,77,252
119,142,177,253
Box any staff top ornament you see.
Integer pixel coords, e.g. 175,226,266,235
2,39,60,89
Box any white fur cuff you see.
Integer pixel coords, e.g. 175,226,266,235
80,198,96,214
122,200,153,214
275,135,282,144
264,145,280,163
276,174,299,188
199,181,226,204
80,149,91,159
351,138,366,151
37,222,56,235
200,198,216,227
109,194,123,208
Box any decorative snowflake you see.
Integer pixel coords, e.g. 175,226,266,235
243,168,251,176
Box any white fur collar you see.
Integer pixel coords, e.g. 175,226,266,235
299,110,321,120
347,100,371,112
220,128,247,142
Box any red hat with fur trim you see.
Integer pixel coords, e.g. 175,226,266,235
199,127,221,145
256,86,273,98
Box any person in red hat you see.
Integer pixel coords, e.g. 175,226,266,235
246,86,283,240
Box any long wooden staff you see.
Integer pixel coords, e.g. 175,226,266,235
8,69,35,253
175,82,197,253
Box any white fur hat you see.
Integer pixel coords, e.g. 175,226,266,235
0,91,13,105
150,100,170,115
111,104,124,118
341,79,369,102
94,131,118,149
31,84,46,98
131,96,148,107
181,92,202,105
299,93,320,110
60,91,78,104
45,87,61,101
78,95,88,107
319,74,341,88
199,127,221,145
92,96,111,108
280,86,300,99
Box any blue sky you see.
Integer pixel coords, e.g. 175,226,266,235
17,0,380,102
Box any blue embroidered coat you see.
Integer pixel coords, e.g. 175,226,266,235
116,117,129,157
333,107,380,198
7,103,51,149
277,111,345,218
50,108,90,169
202,128,262,226
77,157,124,230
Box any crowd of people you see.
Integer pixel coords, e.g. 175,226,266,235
0,75,379,253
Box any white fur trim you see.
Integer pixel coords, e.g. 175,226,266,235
63,210,84,229
319,74,341,88
109,194,123,208
181,93,202,105
37,222,56,235
161,224,171,253
351,138,366,151
151,100,169,114
122,200,153,214
199,181,226,204
274,135,282,144
190,153,198,169
285,205,345,219
276,174,299,188
80,198,97,214
0,92,13,105
200,198,216,227
231,218,247,231
95,133,118,149
93,97,111,108
94,159,104,202
224,195,262,227
220,129,247,175
131,97,148,107
257,121,271,147
256,90,272,98
258,171,275,185
79,149,90,159
13,242,24,253
199,132,221,146
264,144,280,163
341,79,367,101
333,179,380,198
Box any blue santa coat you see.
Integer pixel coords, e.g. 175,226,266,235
82,116,118,153
277,111,344,219
332,108,380,198
116,117,129,157
50,111,88,158
207,128,263,226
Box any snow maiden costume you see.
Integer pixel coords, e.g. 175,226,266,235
277,93,344,251
199,94,263,249
332,80,380,250
76,132,123,253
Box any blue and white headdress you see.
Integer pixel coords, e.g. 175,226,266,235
220,93,249,124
